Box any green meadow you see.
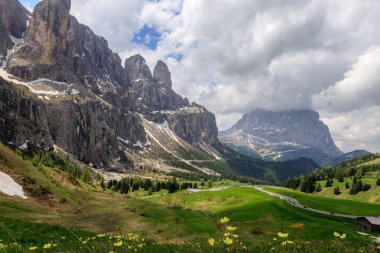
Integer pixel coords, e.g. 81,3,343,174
0,144,379,252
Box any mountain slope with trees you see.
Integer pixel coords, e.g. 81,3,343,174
285,153,380,203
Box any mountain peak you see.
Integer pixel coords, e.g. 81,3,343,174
125,54,153,84
153,60,172,89
220,108,342,163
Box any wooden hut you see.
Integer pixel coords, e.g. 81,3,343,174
357,217,380,232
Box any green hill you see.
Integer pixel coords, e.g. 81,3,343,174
285,153,380,204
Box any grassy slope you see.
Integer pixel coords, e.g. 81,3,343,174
314,173,380,203
147,187,373,243
315,154,380,203
0,144,219,243
264,187,380,216
0,144,378,251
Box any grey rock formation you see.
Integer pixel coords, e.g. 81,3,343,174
125,55,220,148
219,109,342,163
0,0,223,170
7,0,125,96
0,78,53,148
46,100,146,168
0,0,30,62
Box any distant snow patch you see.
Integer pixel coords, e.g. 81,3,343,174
0,171,27,199
133,136,151,149
19,141,28,150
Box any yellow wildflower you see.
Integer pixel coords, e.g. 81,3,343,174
340,234,346,239
277,232,289,238
223,237,233,245
224,232,230,237
282,240,294,245
333,232,340,237
43,243,52,249
220,217,230,224
61,237,66,240
113,241,123,247
232,234,239,238
208,238,215,246
273,238,277,241
115,235,123,239
376,245,380,250
109,251,115,253
138,244,144,248
226,226,237,231
97,234,106,238
29,246,38,251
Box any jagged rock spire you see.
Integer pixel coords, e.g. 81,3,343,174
124,54,153,84
153,60,172,89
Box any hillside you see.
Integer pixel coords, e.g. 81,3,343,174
0,145,378,252
285,153,380,203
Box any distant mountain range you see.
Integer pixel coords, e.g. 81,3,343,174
219,109,370,166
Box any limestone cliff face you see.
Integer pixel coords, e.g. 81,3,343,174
0,0,30,62
46,100,146,168
125,55,220,148
7,0,125,96
0,78,53,148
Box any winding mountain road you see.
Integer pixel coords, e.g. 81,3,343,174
253,185,358,219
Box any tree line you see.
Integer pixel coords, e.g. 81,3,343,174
284,154,380,195
106,177,200,195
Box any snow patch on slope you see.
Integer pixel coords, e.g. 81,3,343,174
0,171,27,199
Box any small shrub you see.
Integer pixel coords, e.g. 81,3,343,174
333,187,341,195
376,178,380,186
363,184,371,192
32,186,52,197
345,182,350,189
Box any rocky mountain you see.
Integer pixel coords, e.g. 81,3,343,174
0,0,319,182
219,109,343,164
0,0,225,176
0,0,30,66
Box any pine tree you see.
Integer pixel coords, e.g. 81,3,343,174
100,178,106,191
333,187,341,195
148,187,153,196
81,166,92,184
315,183,322,192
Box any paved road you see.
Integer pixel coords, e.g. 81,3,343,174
253,185,358,219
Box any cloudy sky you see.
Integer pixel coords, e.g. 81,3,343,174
22,0,380,153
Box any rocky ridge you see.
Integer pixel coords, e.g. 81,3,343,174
0,0,222,172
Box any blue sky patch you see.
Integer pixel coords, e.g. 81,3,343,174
21,0,38,10
132,25,161,50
